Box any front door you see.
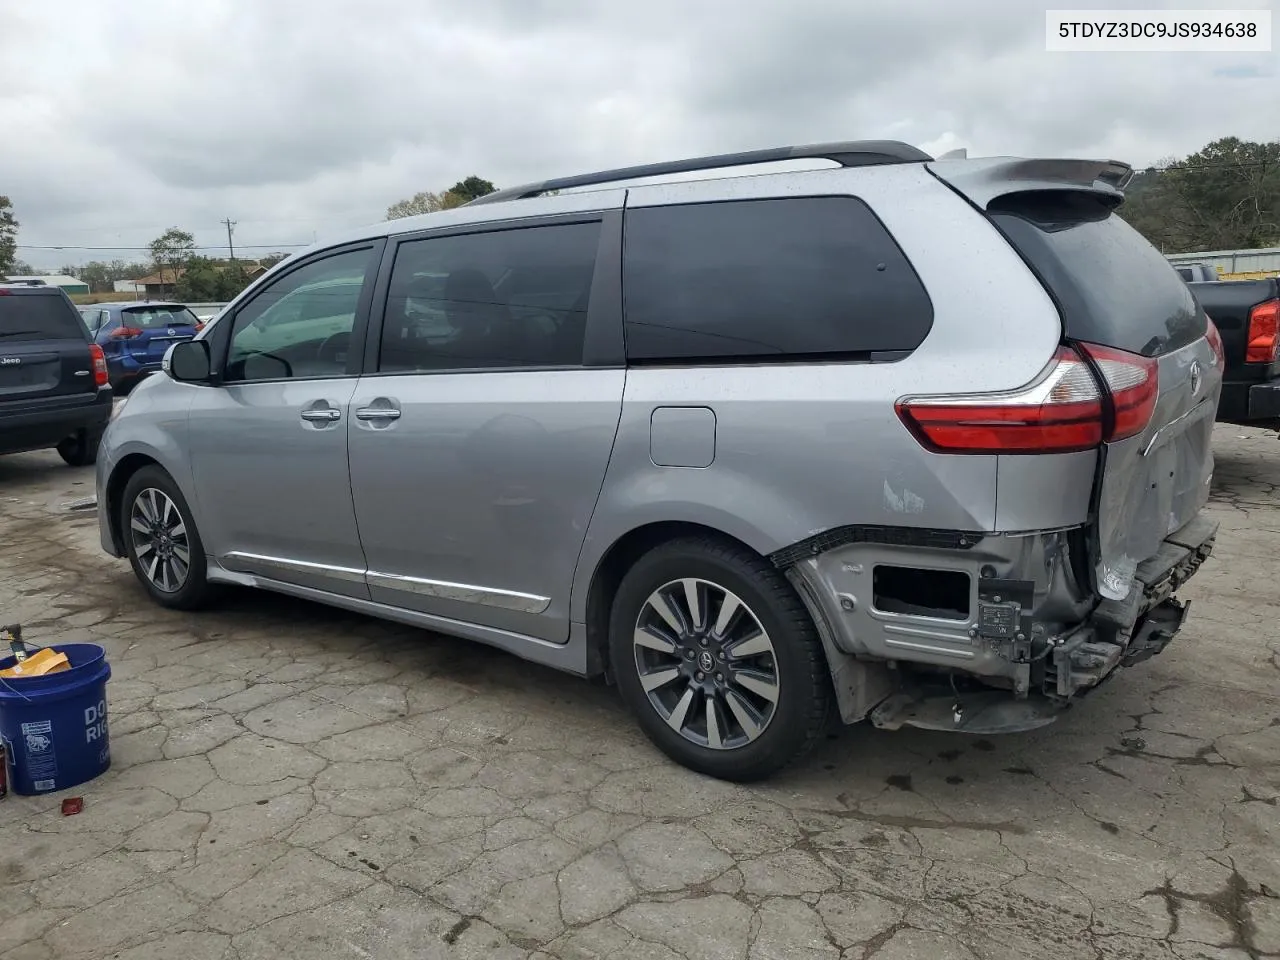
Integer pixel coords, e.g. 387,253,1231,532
187,244,381,598
347,217,624,641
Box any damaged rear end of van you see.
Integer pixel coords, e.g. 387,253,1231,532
787,157,1223,734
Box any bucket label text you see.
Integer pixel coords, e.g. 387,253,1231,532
85,701,108,744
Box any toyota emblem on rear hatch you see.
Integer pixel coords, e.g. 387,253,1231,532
1189,360,1203,397
167,327,176,336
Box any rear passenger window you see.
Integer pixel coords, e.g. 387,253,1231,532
0,294,88,342
379,220,601,372
622,197,932,363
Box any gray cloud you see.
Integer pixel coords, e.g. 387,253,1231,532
1,0,1275,266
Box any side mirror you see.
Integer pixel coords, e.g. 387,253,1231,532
166,340,211,383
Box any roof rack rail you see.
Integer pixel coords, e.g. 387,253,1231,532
467,139,934,207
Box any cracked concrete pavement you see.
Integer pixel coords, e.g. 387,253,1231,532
0,424,1277,960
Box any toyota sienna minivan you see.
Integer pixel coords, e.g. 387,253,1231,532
97,140,1223,780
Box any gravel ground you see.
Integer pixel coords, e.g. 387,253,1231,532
0,424,1277,960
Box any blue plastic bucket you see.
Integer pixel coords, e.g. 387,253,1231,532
0,644,112,795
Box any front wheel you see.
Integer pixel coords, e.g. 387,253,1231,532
120,466,217,610
609,536,832,782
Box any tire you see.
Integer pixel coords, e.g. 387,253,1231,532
56,428,104,467
120,466,217,610
609,536,832,782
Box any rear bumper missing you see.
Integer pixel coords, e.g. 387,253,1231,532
1047,514,1216,699
785,516,1217,732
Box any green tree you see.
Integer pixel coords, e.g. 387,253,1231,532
385,176,497,219
148,227,196,287
173,256,220,300
1120,137,1280,253
174,257,255,302
447,176,497,203
0,196,20,274
215,263,254,300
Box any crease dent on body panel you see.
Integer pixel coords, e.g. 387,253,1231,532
882,479,925,515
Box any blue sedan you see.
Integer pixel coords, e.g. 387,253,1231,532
77,302,202,393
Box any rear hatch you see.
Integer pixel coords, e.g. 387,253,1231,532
0,289,97,402
985,189,1220,600
117,304,199,365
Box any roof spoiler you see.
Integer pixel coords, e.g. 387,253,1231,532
927,157,1135,209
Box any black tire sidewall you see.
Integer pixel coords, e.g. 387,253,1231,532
120,466,211,609
609,540,827,781
56,429,101,467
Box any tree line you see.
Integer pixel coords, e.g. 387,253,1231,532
1119,137,1280,253
385,175,497,219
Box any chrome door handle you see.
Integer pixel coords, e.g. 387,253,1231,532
300,408,342,422
355,407,401,421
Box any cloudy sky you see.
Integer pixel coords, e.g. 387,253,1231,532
1,0,1275,268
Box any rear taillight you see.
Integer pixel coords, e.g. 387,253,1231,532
110,326,144,340
194,321,205,333
896,343,1158,454
1077,342,1160,442
1205,318,1226,373
1245,298,1279,364
89,344,109,387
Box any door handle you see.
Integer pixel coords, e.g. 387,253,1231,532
355,407,401,421
300,408,342,422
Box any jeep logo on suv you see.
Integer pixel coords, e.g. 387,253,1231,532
0,357,21,366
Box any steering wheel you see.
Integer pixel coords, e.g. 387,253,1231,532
317,331,351,367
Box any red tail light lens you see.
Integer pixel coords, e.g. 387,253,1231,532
1245,298,1279,364
110,326,144,340
88,344,109,387
1076,342,1159,442
1205,318,1226,373
897,343,1158,454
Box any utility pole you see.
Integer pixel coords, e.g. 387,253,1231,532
221,218,237,264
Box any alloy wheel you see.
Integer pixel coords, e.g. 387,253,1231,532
632,578,780,750
129,487,191,593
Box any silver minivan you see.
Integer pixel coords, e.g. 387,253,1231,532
97,140,1224,780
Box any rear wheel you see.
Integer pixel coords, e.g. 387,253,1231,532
120,466,217,610
609,536,832,781
56,427,104,467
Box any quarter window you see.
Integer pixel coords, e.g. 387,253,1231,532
622,197,933,362
225,248,373,382
379,220,601,373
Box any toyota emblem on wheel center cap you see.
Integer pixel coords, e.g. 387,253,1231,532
698,651,716,672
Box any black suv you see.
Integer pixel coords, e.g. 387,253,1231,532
0,281,114,466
